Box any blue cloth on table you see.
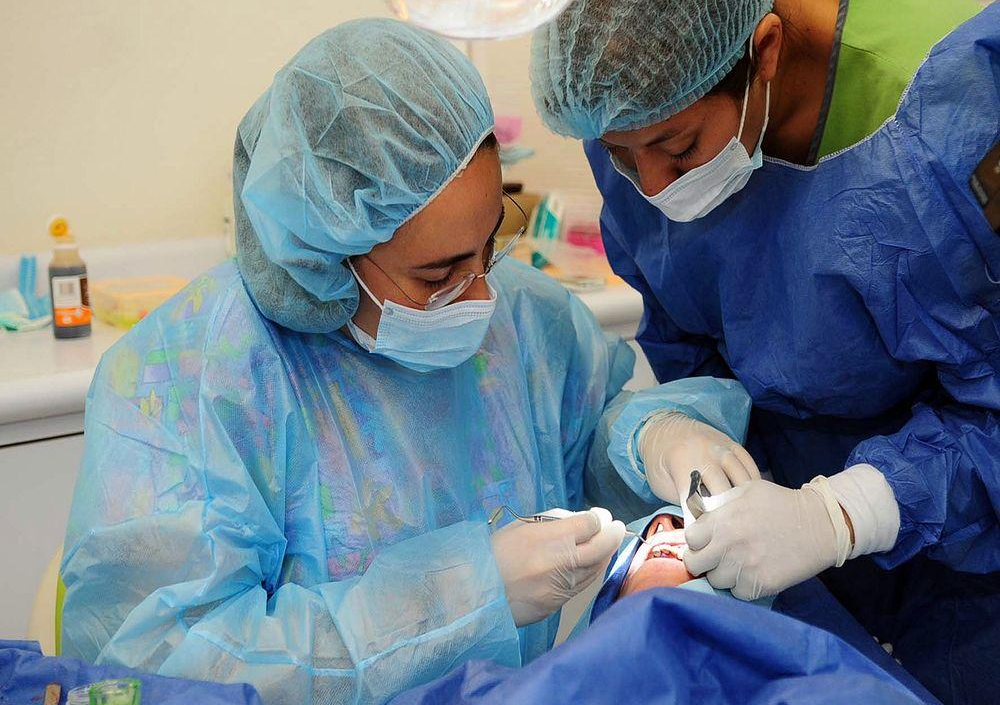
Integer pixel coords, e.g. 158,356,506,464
389,589,924,705
0,256,51,331
0,641,261,704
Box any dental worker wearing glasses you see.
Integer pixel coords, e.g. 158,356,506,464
531,0,1000,701
59,18,757,705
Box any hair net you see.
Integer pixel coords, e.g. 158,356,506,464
234,18,494,333
529,0,773,139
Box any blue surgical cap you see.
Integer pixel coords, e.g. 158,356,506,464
234,18,494,332
530,0,773,139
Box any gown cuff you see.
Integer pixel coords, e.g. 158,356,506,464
829,464,901,559
607,377,754,505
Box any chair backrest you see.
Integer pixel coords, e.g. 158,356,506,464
27,547,63,655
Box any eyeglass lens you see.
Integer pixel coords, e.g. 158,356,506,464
425,193,527,310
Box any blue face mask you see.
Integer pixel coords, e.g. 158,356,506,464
346,259,498,373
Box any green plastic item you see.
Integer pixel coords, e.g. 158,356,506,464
88,679,141,705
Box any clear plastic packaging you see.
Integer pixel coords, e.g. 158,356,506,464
65,679,140,705
90,276,187,329
66,686,91,705
89,678,141,705
525,238,611,292
525,190,612,291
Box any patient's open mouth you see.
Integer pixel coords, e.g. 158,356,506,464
648,544,685,560
638,513,688,562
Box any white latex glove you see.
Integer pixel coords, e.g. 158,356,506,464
491,507,626,627
638,411,760,504
684,477,853,601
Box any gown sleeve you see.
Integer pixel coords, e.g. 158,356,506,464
557,291,636,510
848,384,1000,573
550,273,752,520
845,14,1000,573
580,202,754,518
60,287,521,705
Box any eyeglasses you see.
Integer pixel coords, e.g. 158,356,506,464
361,191,527,311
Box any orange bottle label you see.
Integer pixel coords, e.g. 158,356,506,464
52,275,91,327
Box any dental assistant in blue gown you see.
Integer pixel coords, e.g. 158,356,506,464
530,0,1000,702
59,18,766,705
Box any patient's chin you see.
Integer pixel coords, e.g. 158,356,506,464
619,558,695,599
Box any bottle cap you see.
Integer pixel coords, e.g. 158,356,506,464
48,216,72,241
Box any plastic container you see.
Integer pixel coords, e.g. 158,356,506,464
89,678,141,705
66,686,91,705
65,679,141,705
529,191,604,240
90,276,187,329
565,223,605,255
524,190,611,291
525,238,611,292
560,194,604,255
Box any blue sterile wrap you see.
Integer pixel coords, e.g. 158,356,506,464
0,641,262,705
389,589,926,705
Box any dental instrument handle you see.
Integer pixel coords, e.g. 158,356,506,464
686,470,708,519
624,529,648,545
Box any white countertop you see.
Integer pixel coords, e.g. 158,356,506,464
0,321,124,426
0,237,643,442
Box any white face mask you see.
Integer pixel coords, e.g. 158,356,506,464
346,259,498,373
615,61,771,223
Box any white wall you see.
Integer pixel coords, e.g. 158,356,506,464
0,0,596,255
472,37,599,200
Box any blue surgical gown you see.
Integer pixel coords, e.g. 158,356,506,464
60,257,751,704
584,6,1000,702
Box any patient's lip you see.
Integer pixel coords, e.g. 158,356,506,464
645,531,685,547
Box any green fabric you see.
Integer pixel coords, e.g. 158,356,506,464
55,573,65,656
817,0,981,158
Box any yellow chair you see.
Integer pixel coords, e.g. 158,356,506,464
27,548,63,655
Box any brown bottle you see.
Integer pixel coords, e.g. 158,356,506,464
47,217,91,339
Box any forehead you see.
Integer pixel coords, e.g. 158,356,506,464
601,97,726,147
374,148,502,260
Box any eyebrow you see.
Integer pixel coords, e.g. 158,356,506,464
600,123,685,150
412,207,505,271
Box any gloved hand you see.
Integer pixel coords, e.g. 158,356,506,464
491,507,626,627
637,411,760,504
683,477,853,601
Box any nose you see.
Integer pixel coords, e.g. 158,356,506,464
458,274,491,302
634,150,681,196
